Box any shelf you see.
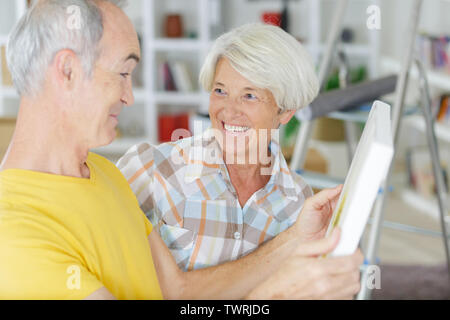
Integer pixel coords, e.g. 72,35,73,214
306,43,371,57
93,136,148,155
154,92,205,105
0,86,18,98
296,170,345,190
150,38,206,51
339,44,371,56
0,35,8,46
381,56,450,91
400,188,448,221
327,110,369,123
0,87,146,102
132,88,146,103
405,115,450,143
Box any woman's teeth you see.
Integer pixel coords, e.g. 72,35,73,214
224,124,250,133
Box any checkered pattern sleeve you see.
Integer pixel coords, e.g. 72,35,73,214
116,143,158,225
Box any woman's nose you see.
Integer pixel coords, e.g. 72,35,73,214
222,96,244,116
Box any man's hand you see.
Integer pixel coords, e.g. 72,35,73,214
294,184,343,242
247,228,364,300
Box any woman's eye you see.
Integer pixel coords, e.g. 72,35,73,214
214,88,226,95
120,73,130,78
244,93,257,100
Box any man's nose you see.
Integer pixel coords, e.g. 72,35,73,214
121,81,135,107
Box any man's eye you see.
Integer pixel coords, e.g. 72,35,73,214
120,73,130,78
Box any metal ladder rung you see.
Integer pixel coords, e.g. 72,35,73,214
367,218,450,239
297,170,345,190
325,104,419,124
326,110,370,123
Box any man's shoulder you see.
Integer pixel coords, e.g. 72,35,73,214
88,152,118,171
0,200,49,241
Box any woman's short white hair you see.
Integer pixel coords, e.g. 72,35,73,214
199,23,319,111
7,0,127,97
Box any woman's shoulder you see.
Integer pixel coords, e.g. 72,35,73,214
289,170,314,198
117,136,196,172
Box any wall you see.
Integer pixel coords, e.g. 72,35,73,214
0,0,16,35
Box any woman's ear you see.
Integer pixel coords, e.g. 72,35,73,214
279,109,297,125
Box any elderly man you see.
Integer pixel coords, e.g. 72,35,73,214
0,0,363,300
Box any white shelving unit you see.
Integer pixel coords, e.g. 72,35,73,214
0,0,213,157
405,115,450,144
306,0,380,78
377,0,450,219
381,56,450,94
84,0,212,156
143,0,211,146
0,0,381,158
0,0,27,118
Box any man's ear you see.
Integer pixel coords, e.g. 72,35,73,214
279,109,297,125
52,49,81,91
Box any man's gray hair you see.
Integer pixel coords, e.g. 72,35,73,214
199,23,319,112
7,0,127,97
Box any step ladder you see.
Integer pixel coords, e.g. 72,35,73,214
289,0,450,300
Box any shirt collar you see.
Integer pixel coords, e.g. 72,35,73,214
184,128,301,201
267,141,301,201
184,128,222,184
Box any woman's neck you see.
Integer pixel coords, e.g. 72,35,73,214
225,162,272,208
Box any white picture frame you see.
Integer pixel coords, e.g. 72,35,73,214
325,100,394,257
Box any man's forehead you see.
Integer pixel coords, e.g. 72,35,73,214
99,0,137,39
97,3,141,63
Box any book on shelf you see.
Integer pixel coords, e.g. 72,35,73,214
159,61,194,93
416,33,450,73
324,101,394,257
437,93,450,125
171,61,194,92
160,61,177,92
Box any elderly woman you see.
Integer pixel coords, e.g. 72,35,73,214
118,23,319,271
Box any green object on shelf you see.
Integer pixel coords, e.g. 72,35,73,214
284,116,300,141
324,65,368,92
350,65,367,84
325,72,340,91
187,31,198,39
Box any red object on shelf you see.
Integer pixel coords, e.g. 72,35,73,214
176,113,190,131
158,113,191,143
158,114,176,143
262,12,282,27
165,14,184,38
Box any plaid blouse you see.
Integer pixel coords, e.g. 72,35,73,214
117,129,313,271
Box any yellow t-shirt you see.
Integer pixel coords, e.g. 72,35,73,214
0,152,163,300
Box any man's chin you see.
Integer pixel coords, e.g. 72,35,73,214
91,130,117,150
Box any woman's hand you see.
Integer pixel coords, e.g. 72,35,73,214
247,228,364,300
294,185,343,242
